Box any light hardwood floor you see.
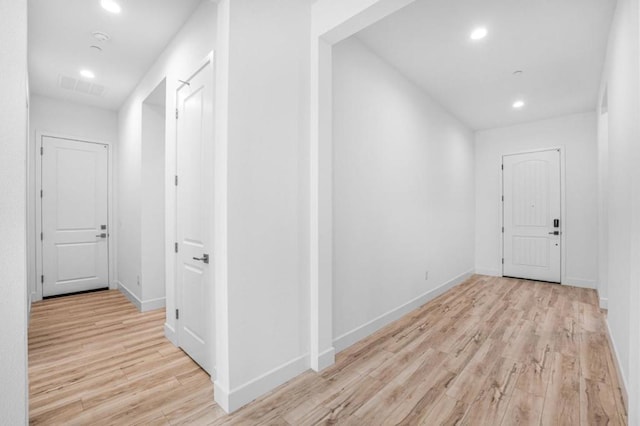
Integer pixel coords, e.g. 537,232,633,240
29,275,627,425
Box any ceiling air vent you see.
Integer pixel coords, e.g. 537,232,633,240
57,75,106,98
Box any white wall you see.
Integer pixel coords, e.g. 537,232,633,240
28,95,119,299
332,37,475,350
213,0,312,412
598,0,640,420
475,112,599,289
0,0,29,423
141,98,166,304
117,0,216,315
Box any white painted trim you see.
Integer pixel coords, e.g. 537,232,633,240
333,270,474,353
118,281,142,311
563,277,597,289
500,147,567,285
164,322,178,345
141,297,166,312
215,354,309,413
34,131,116,302
475,267,501,277
599,297,608,310
316,347,336,371
605,319,629,410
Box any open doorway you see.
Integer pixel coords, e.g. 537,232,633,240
26,0,219,422
140,79,167,310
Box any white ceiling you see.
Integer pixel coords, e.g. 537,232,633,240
29,0,202,110
355,0,616,130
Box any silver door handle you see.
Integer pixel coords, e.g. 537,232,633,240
96,233,107,238
548,231,560,235
193,254,210,264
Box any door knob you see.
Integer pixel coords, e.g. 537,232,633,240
193,254,210,264
95,233,107,238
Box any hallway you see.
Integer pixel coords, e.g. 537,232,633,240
29,276,626,425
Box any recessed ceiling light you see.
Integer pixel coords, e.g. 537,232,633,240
100,0,121,14
80,69,96,79
512,100,525,109
513,70,523,76
470,27,488,40
90,45,103,53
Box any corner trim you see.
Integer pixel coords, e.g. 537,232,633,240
333,269,474,353
215,353,309,413
563,277,597,289
605,319,629,411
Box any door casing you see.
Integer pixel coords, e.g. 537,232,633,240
34,132,116,302
501,146,567,284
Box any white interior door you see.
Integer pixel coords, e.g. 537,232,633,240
176,56,214,374
41,136,109,297
503,149,561,283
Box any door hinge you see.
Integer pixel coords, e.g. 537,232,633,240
501,195,504,202
175,109,179,119
40,232,43,241
174,242,178,253
40,146,43,155
501,227,504,233
175,175,178,186
41,275,44,283
40,190,43,198
502,258,504,264
175,309,179,320
501,164,504,170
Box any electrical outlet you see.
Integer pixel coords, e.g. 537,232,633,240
425,271,429,280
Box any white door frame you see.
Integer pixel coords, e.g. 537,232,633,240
170,51,217,375
501,146,567,285
34,132,116,302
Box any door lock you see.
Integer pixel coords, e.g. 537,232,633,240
193,254,210,264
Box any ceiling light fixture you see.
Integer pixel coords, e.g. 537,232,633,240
470,27,488,40
100,0,121,14
80,69,96,79
512,100,525,109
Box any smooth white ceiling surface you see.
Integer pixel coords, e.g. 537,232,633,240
355,0,616,130
29,0,202,110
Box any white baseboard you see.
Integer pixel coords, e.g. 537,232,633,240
164,322,177,345
311,347,335,372
214,353,309,413
599,297,608,310
605,319,629,410
563,277,597,289
475,267,501,277
117,281,165,312
118,281,142,311
141,297,166,312
333,269,474,353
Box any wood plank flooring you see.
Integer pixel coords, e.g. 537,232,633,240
29,275,627,425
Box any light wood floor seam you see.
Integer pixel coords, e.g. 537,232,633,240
29,275,627,425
